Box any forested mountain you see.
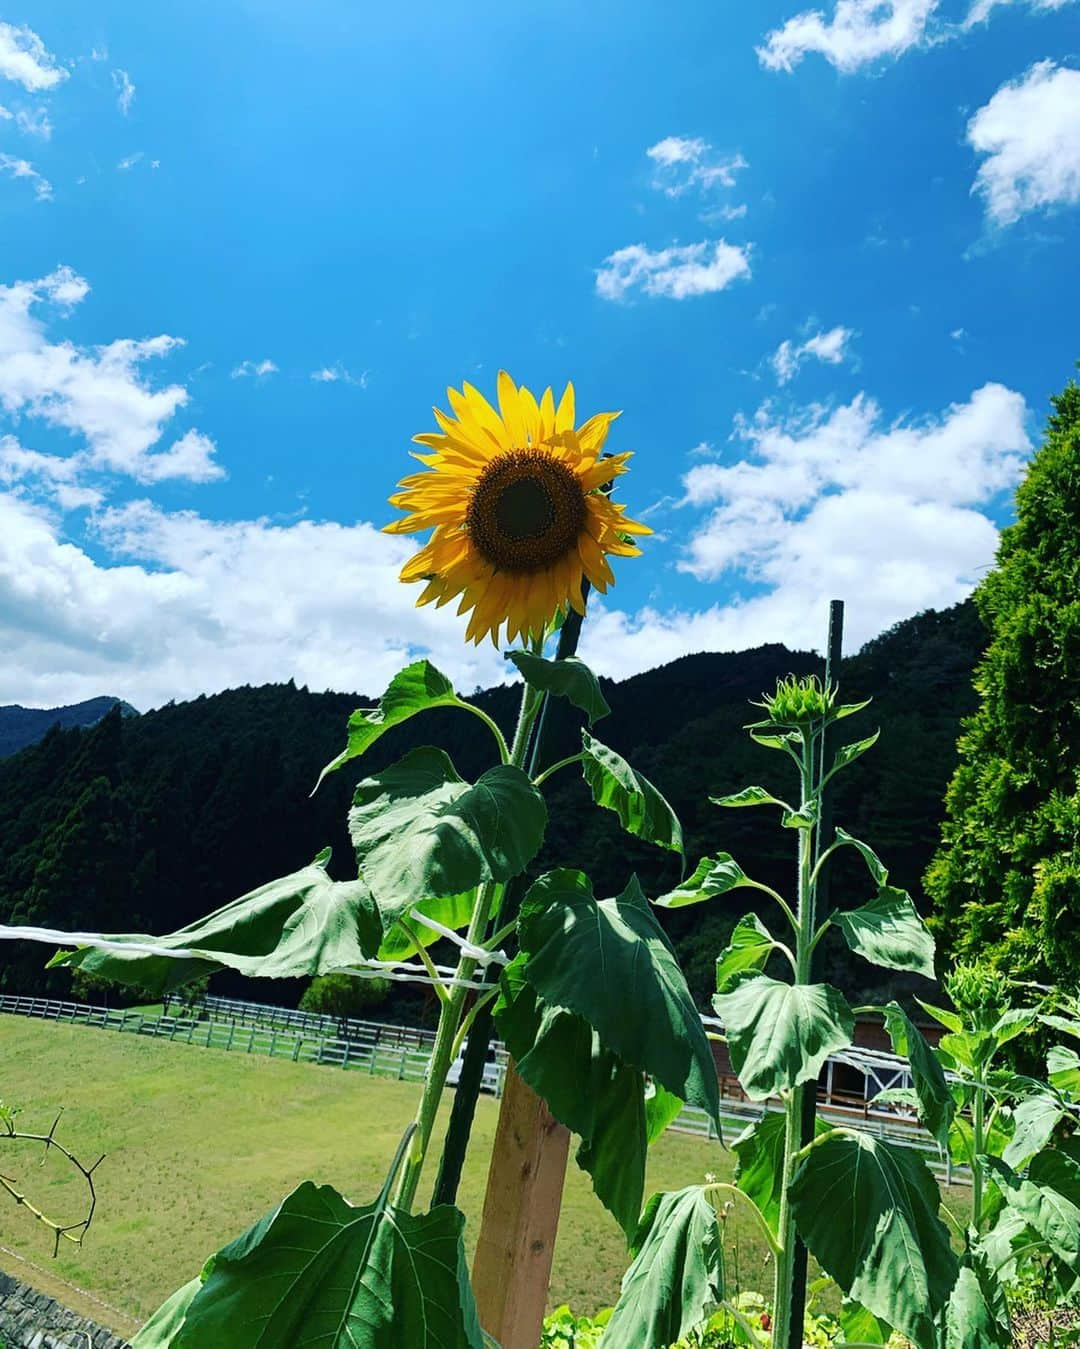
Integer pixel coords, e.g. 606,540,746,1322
0,696,136,759
0,600,986,1014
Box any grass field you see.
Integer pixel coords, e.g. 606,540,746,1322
0,1015,768,1338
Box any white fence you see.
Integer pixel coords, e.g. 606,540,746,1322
0,993,967,1184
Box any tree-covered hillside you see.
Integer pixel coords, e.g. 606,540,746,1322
0,696,135,758
0,600,985,1012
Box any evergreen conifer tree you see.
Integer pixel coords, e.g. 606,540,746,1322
927,370,1080,988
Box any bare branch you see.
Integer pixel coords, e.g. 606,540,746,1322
0,1101,103,1256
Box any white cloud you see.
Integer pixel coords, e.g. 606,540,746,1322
595,240,752,301
646,136,748,199
0,105,9,120
112,68,135,116
0,493,507,708
968,62,1080,226
771,325,855,383
758,0,937,73
14,106,51,139
117,152,144,171
231,358,278,379
136,430,224,484
0,153,52,200
580,382,1029,677
0,265,221,484
964,0,1075,24
0,22,67,92
311,363,368,386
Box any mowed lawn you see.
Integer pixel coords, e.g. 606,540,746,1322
0,1016,765,1338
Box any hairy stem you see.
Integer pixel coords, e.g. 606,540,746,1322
392,647,544,1213
771,729,816,1349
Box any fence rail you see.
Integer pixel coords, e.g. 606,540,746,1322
0,993,966,1184
171,992,439,1051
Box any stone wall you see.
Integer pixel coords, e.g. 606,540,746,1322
0,1273,129,1349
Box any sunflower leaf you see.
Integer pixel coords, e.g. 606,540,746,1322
130,1181,484,1348
654,854,763,908
313,660,467,792
713,975,854,1102
715,913,777,992
349,747,546,921
46,851,382,992
580,732,682,854
880,1002,954,1145
601,1187,724,1349
790,1130,958,1349
832,887,936,978
508,650,610,725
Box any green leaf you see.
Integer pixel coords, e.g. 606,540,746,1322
1048,1044,1080,1098
715,914,776,993
48,852,382,994
833,826,889,886
131,1278,204,1346
496,968,647,1236
1029,1143,1080,1210
645,1081,684,1145
832,887,936,979
313,660,462,790
1040,1013,1080,1041
580,732,682,854
713,975,854,1102
985,1154,1080,1268
709,786,792,811
132,1181,484,1348
790,1130,958,1349
349,747,546,919
508,650,610,725
881,1002,954,1145
515,870,719,1123
916,999,964,1034
733,1111,829,1233
375,891,478,961
748,729,801,754
943,1248,1012,1349
601,1187,723,1349
1002,1091,1067,1168
654,854,765,909
827,729,880,778
839,1300,892,1344
834,697,872,721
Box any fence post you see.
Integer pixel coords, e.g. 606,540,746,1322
247,1028,257,1054
293,1036,303,1062
342,1041,351,1071
316,1041,325,1065
269,1031,277,1059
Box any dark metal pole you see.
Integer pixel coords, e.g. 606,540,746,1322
431,591,591,1209
786,599,844,1348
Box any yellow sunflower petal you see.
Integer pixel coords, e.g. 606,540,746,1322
496,370,530,449
539,386,556,440
577,411,621,454
461,381,513,449
555,381,576,433
518,384,543,445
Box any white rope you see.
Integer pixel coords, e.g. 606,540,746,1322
0,924,498,994
339,965,496,993
409,911,509,965
0,925,205,961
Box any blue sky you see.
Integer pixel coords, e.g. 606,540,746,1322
0,0,1077,708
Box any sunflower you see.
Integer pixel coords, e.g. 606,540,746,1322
385,371,651,646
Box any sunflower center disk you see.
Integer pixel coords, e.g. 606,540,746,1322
467,449,587,573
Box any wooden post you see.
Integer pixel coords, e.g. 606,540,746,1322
472,1066,571,1348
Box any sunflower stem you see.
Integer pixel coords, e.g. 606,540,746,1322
393,647,544,1214
532,752,585,788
